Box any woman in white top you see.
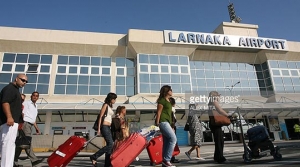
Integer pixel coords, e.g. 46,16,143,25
90,93,117,167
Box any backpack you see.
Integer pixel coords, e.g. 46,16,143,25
111,118,121,140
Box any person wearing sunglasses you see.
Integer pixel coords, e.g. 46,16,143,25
0,74,28,167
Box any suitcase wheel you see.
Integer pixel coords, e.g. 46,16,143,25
273,153,282,161
150,162,156,166
243,153,252,163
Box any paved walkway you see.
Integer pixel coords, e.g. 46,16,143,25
16,140,300,167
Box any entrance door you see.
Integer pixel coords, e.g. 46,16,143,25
285,119,300,140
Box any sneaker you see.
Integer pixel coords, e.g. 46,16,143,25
162,160,176,167
185,152,192,160
195,157,205,160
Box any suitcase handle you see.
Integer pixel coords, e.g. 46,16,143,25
84,136,98,147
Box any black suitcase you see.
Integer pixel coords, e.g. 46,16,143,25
247,125,269,142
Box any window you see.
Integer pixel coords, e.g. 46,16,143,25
1,53,53,94
115,57,136,96
26,64,39,73
2,64,12,71
55,55,111,95
151,65,159,72
117,68,125,75
268,60,300,93
137,54,191,93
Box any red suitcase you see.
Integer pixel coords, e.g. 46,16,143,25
47,136,95,167
111,133,147,167
146,134,180,165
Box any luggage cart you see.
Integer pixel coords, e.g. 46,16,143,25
232,107,282,163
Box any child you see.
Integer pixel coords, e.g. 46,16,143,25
112,106,130,151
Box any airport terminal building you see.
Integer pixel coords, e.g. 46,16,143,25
1,22,300,145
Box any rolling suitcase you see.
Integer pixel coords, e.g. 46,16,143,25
146,134,180,165
247,125,269,142
111,133,147,167
47,135,96,167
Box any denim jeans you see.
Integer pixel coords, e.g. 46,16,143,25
91,125,114,167
159,122,177,162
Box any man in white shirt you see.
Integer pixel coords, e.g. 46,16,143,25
14,91,44,167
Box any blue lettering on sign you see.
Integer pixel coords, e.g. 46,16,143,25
265,39,272,48
187,33,195,43
238,38,286,50
278,40,285,49
239,37,246,46
168,32,176,42
178,33,187,43
205,35,214,44
246,38,251,47
223,36,231,45
250,38,257,47
196,34,205,44
257,39,264,47
272,40,279,49
166,32,286,50
214,35,222,45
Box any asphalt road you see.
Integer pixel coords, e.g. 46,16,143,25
11,141,300,167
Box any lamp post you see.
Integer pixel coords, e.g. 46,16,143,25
226,81,240,96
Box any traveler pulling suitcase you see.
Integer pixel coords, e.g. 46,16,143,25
111,132,148,167
146,134,180,166
47,135,97,167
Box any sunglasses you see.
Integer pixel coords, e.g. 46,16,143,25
19,78,28,83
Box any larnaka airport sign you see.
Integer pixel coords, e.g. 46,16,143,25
164,30,288,51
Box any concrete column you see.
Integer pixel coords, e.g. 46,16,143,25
273,132,280,141
44,111,52,135
110,57,116,93
135,110,141,118
48,55,58,95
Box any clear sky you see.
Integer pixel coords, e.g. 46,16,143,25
0,0,300,41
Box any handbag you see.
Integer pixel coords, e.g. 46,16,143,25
184,123,189,131
93,105,108,131
210,109,231,126
15,130,32,149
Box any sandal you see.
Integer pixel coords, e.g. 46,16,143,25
90,156,97,167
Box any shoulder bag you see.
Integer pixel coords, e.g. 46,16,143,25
184,123,189,131
15,129,32,149
210,109,231,126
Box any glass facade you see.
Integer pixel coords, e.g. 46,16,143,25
268,60,300,93
54,55,111,95
190,61,262,96
137,54,191,93
0,53,52,94
115,58,135,96
2,52,299,97
258,62,274,96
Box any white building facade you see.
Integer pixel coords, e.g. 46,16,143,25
1,22,300,145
